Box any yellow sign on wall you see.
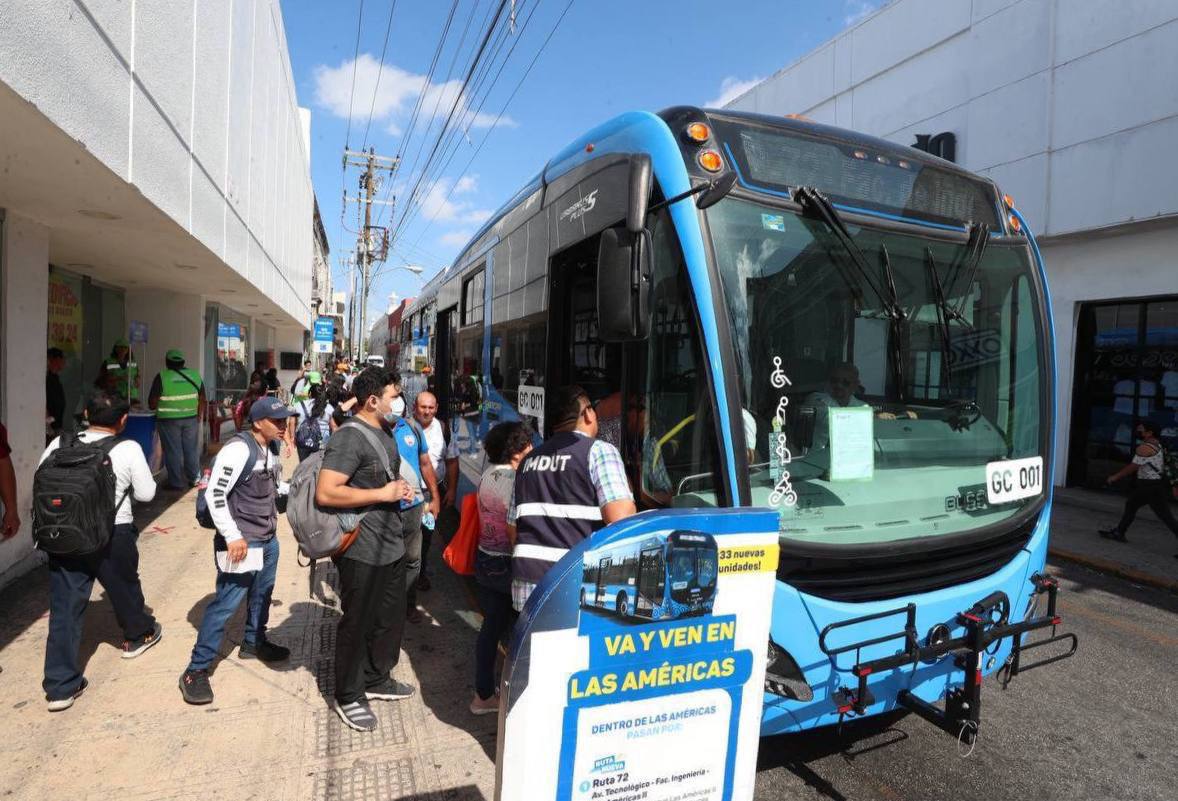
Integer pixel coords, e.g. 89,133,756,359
48,273,83,354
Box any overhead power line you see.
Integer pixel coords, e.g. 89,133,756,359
360,0,400,151
395,0,575,263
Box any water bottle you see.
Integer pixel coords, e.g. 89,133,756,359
422,510,436,530
196,468,212,492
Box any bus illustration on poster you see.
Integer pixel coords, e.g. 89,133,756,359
580,531,718,621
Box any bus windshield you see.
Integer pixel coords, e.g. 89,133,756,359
707,196,1046,545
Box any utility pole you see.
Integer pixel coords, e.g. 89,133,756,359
342,147,398,363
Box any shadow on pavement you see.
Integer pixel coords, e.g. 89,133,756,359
0,486,197,659
756,710,911,801
1049,556,1178,615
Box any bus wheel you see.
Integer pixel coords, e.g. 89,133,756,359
579,588,587,607
616,593,629,617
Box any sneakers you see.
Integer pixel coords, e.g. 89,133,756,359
469,693,499,716
333,698,378,732
179,669,214,705
238,639,290,663
365,678,415,702
47,678,88,712
122,622,163,659
1098,528,1128,542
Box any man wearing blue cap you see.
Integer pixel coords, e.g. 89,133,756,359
148,348,206,491
179,396,292,705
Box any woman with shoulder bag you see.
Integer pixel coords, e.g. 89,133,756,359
1100,420,1178,554
470,421,533,715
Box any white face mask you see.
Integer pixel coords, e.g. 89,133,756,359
390,395,406,418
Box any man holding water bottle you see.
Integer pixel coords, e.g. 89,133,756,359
388,382,440,623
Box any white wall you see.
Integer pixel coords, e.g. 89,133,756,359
726,0,1178,238
0,0,313,326
124,289,207,394
1041,225,1178,472
0,213,50,582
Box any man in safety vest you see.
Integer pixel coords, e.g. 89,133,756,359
148,349,206,491
98,338,139,403
508,385,636,612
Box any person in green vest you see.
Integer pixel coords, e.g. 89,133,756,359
148,349,206,491
97,338,140,403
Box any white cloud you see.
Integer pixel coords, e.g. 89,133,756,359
704,76,763,109
313,54,423,120
419,176,490,225
313,55,517,134
843,0,881,27
439,230,474,248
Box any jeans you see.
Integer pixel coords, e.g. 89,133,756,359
158,416,201,490
1115,480,1178,536
44,524,156,700
186,535,280,671
474,582,514,700
334,555,408,703
403,504,425,608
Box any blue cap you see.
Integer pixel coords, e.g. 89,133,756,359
249,396,294,422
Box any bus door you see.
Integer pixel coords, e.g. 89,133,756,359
636,546,664,615
595,557,611,605
435,307,454,429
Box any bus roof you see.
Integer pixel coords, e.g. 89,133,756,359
405,105,1001,316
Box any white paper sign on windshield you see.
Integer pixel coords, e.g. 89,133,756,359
829,406,874,481
985,456,1043,504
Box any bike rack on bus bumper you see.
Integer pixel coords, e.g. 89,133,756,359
818,573,1078,744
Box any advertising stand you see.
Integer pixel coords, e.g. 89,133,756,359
496,509,779,801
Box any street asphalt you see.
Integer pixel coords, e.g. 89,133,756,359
753,559,1178,801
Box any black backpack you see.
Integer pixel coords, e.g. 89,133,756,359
294,400,324,452
32,433,129,556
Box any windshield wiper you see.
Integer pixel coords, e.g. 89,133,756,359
793,187,905,322
945,222,990,321
878,242,908,402
924,247,957,389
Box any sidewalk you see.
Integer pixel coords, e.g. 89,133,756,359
0,469,498,801
1049,487,1178,592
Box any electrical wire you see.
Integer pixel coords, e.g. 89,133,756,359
397,0,575,259
360,0,400,151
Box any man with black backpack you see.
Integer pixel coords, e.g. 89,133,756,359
148,348,206,491
315,367,416,732
35,391,161,712
179,396,293,705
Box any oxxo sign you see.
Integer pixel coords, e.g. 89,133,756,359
985,456,1044,504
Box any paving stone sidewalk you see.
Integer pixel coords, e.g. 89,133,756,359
1049,487,1178,593
0,466,498,801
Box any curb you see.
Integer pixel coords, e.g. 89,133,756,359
1049,546,1178,594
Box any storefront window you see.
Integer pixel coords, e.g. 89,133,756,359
206,303,251,406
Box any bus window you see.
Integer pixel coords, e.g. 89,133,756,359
548,234,623,442
637,211,724,508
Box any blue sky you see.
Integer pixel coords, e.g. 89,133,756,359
280,0,885,321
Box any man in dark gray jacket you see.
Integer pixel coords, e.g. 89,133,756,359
179,397,293,705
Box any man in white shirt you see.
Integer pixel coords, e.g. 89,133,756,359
180,397,293,705
39,391,160,712
413,391,458,591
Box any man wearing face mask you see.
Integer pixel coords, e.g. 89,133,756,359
315,367,416,732
180,396,293,705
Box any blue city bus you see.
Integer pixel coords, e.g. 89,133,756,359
581,531,718,620
400,107,1075,743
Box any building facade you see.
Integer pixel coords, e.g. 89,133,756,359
726,0,1178,488
0,0,315,584
387,298,414,367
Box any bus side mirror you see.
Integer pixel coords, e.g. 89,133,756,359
597,227,651,342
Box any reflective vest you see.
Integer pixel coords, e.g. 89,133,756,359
511,431,603,585
104,358,139,401
156,368,202,419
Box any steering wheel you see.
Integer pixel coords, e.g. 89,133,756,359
943,399,982,431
